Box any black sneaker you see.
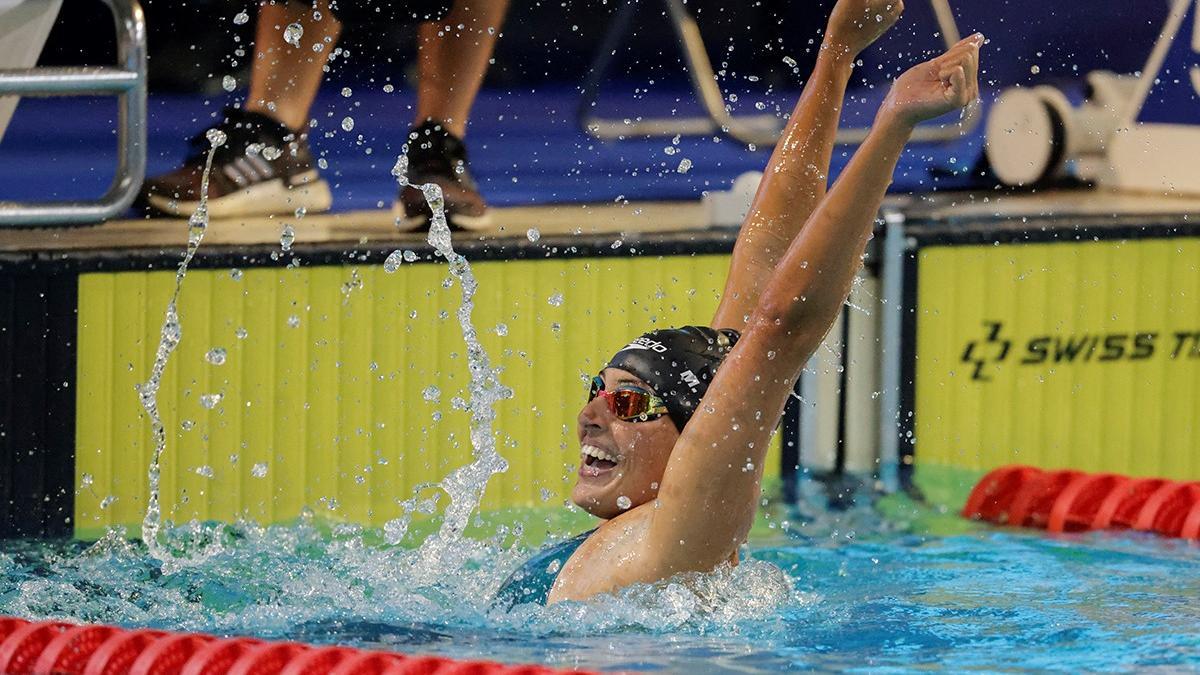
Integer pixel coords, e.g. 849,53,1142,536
393,120,491,231
141,108,331,218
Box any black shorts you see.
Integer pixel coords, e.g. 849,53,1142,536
302,1,452,24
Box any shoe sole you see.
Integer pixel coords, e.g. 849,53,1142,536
145,175,333,219
391,200,493,232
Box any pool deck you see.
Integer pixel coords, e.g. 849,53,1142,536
0,200,708,254
0,188,1197,257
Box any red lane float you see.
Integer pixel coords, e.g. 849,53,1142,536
963,465,1200,540
0,618,592,675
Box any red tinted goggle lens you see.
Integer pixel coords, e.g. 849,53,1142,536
588,375,665,421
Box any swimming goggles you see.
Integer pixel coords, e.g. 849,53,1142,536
588,375,670,422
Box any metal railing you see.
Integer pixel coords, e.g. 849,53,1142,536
578,0,977,147
0,0,146,227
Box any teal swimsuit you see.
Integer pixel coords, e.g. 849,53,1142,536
492,529,595,610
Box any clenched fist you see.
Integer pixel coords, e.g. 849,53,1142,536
879,33,983,128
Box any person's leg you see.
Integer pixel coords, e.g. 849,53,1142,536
246,0,343,130
397,0,510,230
414,0,510,138
140,0,339,217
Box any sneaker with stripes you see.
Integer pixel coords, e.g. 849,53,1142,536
140,108,332,219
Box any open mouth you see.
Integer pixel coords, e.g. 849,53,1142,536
580,444,618,476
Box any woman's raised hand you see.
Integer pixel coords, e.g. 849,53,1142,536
824,0,905,58
879,33,984,128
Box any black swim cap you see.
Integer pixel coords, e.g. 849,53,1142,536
604,326,740,431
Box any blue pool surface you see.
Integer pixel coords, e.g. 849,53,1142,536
1,500,1196,672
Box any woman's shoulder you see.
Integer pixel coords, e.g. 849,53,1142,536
548,505,659,603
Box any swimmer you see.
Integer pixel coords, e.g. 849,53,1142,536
496,0,983,607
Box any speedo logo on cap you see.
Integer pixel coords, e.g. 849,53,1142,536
624,337,668,353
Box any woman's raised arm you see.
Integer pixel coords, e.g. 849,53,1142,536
711,0,904,331
645,35,984,577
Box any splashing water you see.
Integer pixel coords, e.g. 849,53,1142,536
389,154,513,583
136,129,227,573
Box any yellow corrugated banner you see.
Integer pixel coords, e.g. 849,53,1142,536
915,237,1200,484
74,254,782,538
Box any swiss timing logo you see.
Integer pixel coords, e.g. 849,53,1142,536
959,320,1200,382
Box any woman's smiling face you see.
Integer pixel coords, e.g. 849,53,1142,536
571,368,680,519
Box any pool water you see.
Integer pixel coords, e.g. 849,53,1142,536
2,497,1197,672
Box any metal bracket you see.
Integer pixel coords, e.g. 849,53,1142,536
0,0,146,227
578,0,978,147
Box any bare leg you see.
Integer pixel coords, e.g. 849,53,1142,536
413,0,510,138
245,0,342,130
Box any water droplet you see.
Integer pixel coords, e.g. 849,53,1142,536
383,83,395,93
279,224,295,251
205,128,226,148
294,206,307,219
493,323,508,336
195,465,214,478
422,385,441,402
341,116,355,132
221,75,237,92
251,462,269,478
199,393,223,409
1030,65,1041,75
230,268,243,280
676,158,693,174
782,55,797,68
402,250,418,262
547,292,564,307
233,11,250,24
180,419,195,431
283,22,303,47
384,250,405,273
617,495,632,510
340,86,353,98
262,146,282,161
287,315,301,328
80,473,94,488
526,228,540,243
767,350,776,360
664,146,677,155
205,347,227,366
235,327,249,340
